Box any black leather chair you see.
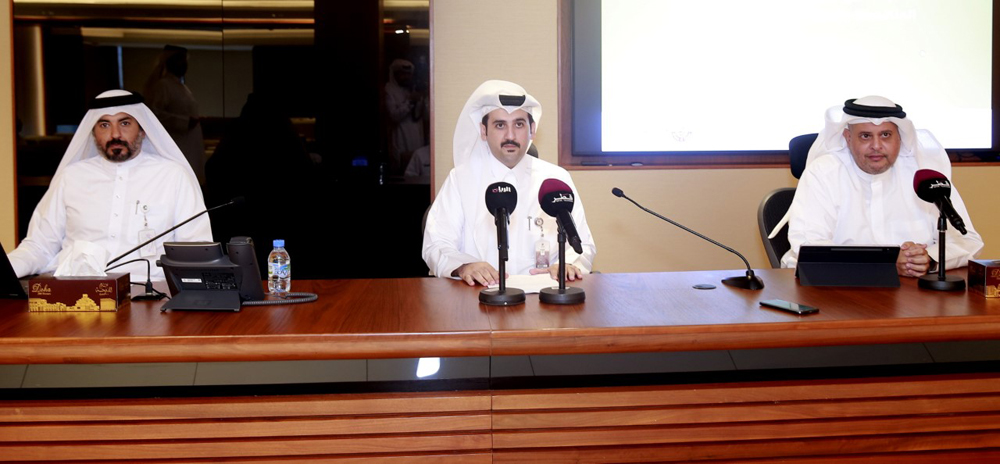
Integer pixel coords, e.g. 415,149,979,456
757,133,817,268
758,187,796,268
788,133,817,179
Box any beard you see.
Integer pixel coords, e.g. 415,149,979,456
98,133,143,162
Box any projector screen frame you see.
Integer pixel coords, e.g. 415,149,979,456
557,0,1000,170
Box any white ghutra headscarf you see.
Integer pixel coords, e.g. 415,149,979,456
452,80,542,168
56,89,198,186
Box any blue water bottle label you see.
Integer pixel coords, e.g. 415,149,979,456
270,262,290,278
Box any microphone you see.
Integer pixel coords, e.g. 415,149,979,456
106,196,245,268
913,169,967,235
612,187,764,290
484,182,517,261
538,179,584,254
912,169,968,291
480,182,525,305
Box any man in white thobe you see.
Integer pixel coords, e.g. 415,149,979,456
422,80,596,286
781,96,983,276
7,89,213,281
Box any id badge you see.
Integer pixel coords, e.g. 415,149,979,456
535,239,550,269
533,217,549,268
138,228,157,258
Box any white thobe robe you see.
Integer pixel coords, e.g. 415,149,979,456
385,82,426,171
423,154,596,278
8,153,212,280
781,149,983,270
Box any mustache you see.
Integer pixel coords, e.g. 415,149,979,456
105,138,128,149
501,139,521,148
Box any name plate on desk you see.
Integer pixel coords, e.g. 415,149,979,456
796,246,900,288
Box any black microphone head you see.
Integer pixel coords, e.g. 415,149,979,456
612,187,624,198
913,169,952,203
485,182,517,217
538,178,575,217
230,196,246,207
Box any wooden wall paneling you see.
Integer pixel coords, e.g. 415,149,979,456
0,391,492,462
0,391,490,422
676,449,1000,464
494,413,1000,448
0,434,494,462
165,456,494,464
32,455,494,464
491,373,1000,410
0,414,492,442
493,395,1000,431
491,373,1000,461
492,431,1000,463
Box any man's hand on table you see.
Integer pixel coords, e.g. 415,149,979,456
897,241,931,277
453,262,504,286
529,263,584,281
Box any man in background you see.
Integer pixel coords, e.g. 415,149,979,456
145,45,205,183
384,59,427,174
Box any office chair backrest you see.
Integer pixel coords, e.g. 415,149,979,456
758,187,796,268
788,133,817,179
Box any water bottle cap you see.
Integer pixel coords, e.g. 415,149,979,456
273,239,285,247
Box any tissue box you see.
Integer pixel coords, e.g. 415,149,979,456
27,273,131,312
969,260,1000,298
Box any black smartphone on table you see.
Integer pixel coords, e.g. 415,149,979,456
760,299,819,315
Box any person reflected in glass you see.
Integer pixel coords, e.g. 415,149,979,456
144,45,205,184
384,59,427,175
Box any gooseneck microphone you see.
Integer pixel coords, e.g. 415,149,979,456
612,187,764,290
106,196,245,269
914,169,967,235
480,182,525,305
538,178,586,304
538,179,584,255
912,169,966,291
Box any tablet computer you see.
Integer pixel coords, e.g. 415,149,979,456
796,245,900,288
0,242,28,299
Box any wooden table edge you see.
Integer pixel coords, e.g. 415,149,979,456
0,332,493,364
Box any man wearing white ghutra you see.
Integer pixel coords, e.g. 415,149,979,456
7,89,212,281
422,80,596,286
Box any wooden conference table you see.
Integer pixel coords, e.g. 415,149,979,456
1,269,999,462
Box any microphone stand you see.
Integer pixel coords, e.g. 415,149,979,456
480,207,526,305
106,198,240,268
540,218,586,305
615,188,763,290
105,258,167,301
918,212,966,291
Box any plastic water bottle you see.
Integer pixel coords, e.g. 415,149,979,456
268,239,291,296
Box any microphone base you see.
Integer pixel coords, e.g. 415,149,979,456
722,273,765,290
918,274,966,292
132,293,166,301
539,286,586,305
480,287,526,306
